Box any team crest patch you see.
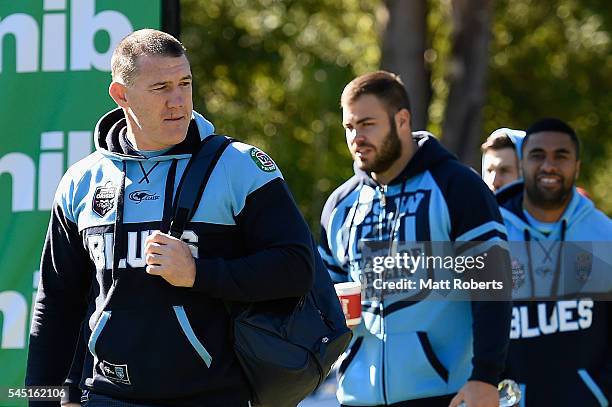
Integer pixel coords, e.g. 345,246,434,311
575,251,593,281
511,258,526,290
249,148,277,172
92,182,116,217
100,360,131,385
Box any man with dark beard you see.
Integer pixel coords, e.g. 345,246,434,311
496,118,612,406
319,71,512,407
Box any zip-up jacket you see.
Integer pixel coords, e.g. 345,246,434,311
319,132,512,405
26,108,315,406
497,182,612,406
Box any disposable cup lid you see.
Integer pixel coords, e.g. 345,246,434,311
334,281,361,295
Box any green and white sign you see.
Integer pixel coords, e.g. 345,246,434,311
0,1,165,403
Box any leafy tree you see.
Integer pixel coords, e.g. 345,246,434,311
181,0,381,228
181,0,612,226
484,0,612,213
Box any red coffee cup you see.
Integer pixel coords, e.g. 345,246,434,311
334,282,362,326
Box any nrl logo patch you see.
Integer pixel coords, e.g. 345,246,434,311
249,148,277,172
93,182,116,217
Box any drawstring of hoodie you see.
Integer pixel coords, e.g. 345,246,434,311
550,219,567,297
376,178,407,245
523,219,567,298
377,184,387,241
100,161,127,312
103,159,178,311
342,181,365,264
111,161,127,285
388,179,408,254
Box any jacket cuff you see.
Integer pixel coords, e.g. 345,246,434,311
469,362,500,386
61,381,82,404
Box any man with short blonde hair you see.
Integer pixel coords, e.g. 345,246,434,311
26,29,315,407
110,29,186,86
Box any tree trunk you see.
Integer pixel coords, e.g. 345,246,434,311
380,0,431,131
442,0,494,168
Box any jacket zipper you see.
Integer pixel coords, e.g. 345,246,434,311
377,185,389,405
381,302,388,404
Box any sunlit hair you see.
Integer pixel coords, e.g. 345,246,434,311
111,29,186,86
481,131,516,153
341,71,411,116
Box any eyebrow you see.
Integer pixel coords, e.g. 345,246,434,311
528,147,572,154
149,75,192,88
344,116,377,127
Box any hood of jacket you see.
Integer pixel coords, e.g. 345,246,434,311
93,108,216,161
480,127,525,179
496,181,597,240
353,131,457,186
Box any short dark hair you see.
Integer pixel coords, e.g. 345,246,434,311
340,71,411,115
481,131,517,153
523,118,580,158
111,29,187,86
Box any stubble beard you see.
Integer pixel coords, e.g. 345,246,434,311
358,120,402,174
525,174,574,210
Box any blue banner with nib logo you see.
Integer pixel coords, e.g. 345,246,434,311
0,1,166,404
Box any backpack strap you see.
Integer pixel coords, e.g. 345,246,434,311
166,135,235,238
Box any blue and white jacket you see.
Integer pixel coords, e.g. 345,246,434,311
320,133,512,405
498,182,612,407
26,109,314,406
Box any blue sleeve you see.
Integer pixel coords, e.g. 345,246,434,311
319,192,349,283
433,162,512,385
318,177,363,284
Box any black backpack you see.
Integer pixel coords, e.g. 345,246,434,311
168,135,353,407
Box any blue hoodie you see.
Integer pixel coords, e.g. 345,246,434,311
497,182,612,407
26,108,314,406
320,132,511,405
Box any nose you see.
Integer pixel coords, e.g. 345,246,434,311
346,128,366,145
540,157,557,173
492,172,502,191
167,87,185,109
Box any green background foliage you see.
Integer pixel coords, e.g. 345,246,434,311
484,0,612,213
182,0,611,230
182,0,382,228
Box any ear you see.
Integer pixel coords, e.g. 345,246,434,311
109,81,128,108
395,108,411,130
575,160,581,180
